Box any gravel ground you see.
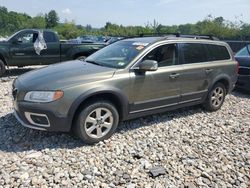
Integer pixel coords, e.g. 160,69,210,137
0,67,250,188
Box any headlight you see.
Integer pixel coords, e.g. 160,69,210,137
24,91,63,103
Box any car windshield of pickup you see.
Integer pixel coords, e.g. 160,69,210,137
85,41,148,68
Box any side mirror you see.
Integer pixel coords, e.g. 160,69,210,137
139,60,158,71
17,38,23,43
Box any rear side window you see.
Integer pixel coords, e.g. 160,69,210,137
180,43,208,64
43,32,57,43
206,44,231,61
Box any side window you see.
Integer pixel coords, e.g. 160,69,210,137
43,32,57,43
180,43,208,64
16,32,38,44
207,44,231,61
143,44,178,67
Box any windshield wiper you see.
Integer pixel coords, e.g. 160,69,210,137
85,60,103,66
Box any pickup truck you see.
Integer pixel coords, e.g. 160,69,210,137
0,29,106,76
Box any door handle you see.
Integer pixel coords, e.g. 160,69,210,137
169,73,180,79
205,69,213,74
15,53,25,56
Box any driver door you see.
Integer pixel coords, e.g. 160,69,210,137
9,30,43,66
129,43,182,113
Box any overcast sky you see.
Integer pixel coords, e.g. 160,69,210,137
0,0,249,27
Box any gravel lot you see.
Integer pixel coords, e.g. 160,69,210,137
0,67,250,188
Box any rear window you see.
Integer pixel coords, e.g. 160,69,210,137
180,43,208,64
236,45,250,57
206,44,231,61
43,31,57,43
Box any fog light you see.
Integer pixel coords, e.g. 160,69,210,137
24,112,50,127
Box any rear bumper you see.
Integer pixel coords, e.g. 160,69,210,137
236,75,250,91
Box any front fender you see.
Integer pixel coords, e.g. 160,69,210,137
68,86,129,124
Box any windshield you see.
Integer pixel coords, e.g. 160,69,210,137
85,41,148,68
6,30,22,41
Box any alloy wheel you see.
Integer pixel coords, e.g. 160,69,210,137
211,87,224,108
84,107,113,139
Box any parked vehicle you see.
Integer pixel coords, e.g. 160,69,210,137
0,29,106,76
106,37,124,44
13,35,238,144
77,35,99,43
235,44,250,91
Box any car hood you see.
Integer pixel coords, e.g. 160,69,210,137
0,41,8,46
15,60,116,90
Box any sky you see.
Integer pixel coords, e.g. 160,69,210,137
0,0,249,28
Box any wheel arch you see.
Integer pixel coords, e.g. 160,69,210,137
210,75,231,94
68,88,129,129
0,53,7,65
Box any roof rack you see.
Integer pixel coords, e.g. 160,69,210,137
135,32,220,41
171,34,219,41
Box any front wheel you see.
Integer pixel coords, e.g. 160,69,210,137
73,101,119,144
0,60,6,77
203,83,226,111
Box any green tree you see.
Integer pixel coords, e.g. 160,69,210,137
54,22,86,39
240,24,250,39
0,6,250,40
29,14,46,29
45,10,59,28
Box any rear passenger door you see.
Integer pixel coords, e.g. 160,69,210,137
206,43,232,80
178,43,211,103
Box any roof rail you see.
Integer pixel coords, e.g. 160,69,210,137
133,32,220,41
172,34,219,41
138,32,180,37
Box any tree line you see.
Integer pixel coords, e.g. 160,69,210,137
0,6,250,40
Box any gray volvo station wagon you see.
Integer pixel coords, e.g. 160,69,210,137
13,35,238,144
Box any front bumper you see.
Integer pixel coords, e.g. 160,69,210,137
14,111,47,131
13,101,72,132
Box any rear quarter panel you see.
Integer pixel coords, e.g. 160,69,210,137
208,60,238,93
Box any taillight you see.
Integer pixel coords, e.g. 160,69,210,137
232,54,239,74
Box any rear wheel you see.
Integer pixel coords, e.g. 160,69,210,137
0,60,6,77
73,101,119,144
203,83,226,111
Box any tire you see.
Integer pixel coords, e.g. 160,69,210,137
203,82,226,112
76,56,87,61
73,101,119,144
0,60,6,77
